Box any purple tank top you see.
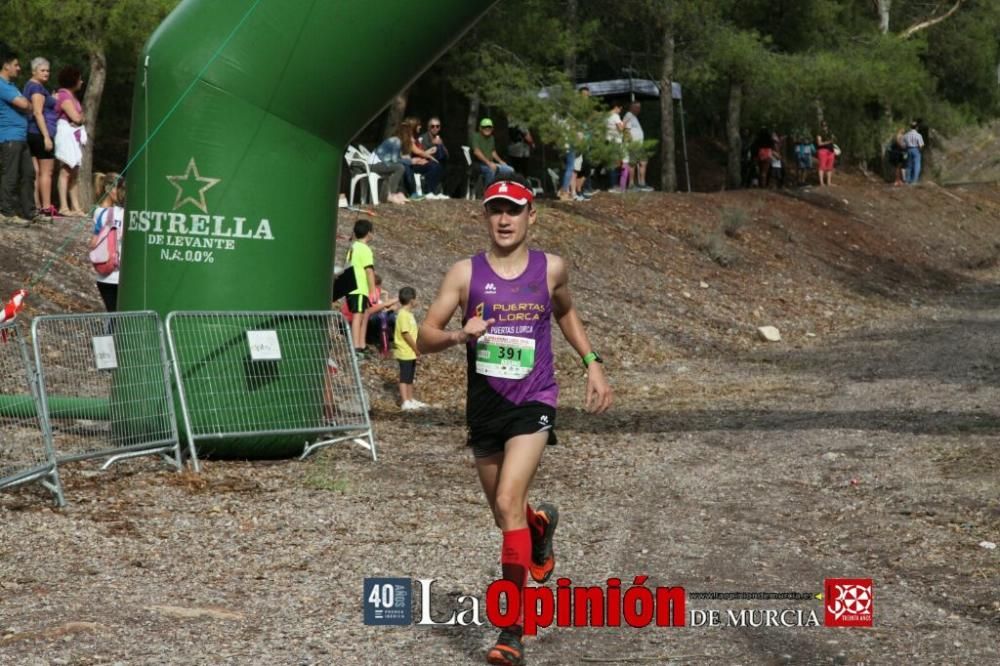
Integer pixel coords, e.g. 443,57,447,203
464,250,557,419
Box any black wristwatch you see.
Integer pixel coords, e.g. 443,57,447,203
582,351,603,368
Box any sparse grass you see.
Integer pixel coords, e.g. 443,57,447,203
694,228,739,267
767,218,795,243
303,464,352,493
720,207,748,238
690,207,748,266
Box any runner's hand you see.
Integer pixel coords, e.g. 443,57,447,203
585,362,612,414
459,316,495,343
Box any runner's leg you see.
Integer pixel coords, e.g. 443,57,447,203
475,451,503,524
480,433,547,662
478,433,546,529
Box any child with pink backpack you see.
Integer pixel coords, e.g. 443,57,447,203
88,172,124,311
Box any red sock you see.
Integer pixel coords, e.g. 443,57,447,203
500,527,532,633
525,504,544,541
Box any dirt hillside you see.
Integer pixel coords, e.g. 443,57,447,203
4,175,1000,360
935,120,1000,185
1,175,999,665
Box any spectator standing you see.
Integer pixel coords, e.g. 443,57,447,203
506,119,534,177
769,131,785,188
345,219,377,358
816,122,836,187
555,114,577,201
888,128,907,187
573,154,592,199
753,127,774,188
605,100,628,191
394,286,427,410
740,128,756,187
54,66,86,215
794,135,816,186
622,101,652,191
559,86,592,200
91,172,125,311
24,57,58,217
902,121,925,185
470,117,514,187
0,44,36,221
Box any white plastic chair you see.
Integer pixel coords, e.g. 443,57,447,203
547,168,561,194
345,147,382,206
526,176,544,197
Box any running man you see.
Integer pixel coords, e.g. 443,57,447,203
418,177,612,665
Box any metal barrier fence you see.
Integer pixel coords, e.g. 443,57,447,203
166,310,374,463
31,311,183,471
0,320,64,505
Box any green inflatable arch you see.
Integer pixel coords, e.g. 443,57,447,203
118,0,496,457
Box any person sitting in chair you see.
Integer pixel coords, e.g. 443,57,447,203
470,117,514,187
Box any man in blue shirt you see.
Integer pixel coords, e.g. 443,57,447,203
0,43,36,221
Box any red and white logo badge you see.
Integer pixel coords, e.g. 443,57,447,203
824,578,873,627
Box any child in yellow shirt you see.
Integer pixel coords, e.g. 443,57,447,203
393,287,426,410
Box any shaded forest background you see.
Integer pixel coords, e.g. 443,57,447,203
1,0,997,202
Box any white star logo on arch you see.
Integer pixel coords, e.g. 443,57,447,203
167,157,221,213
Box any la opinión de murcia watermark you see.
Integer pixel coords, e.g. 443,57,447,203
363,577,873,630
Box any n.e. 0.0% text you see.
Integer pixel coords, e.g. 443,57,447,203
160,249,215,264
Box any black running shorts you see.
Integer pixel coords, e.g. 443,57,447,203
467,403,557,458
347,294,370,314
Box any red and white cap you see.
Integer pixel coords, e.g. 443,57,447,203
482,180,534,206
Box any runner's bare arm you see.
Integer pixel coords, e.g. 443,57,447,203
418,260,494,353
548,254,613,413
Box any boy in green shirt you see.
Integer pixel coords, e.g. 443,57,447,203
346,219,376,356
393,286,426,410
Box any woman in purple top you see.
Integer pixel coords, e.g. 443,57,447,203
418,177,612,665
23,57,58,217
53,66,86,216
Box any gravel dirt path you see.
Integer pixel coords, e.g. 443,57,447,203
2,180,999,664
2,282,997,665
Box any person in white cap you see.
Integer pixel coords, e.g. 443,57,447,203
418,176,612,666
